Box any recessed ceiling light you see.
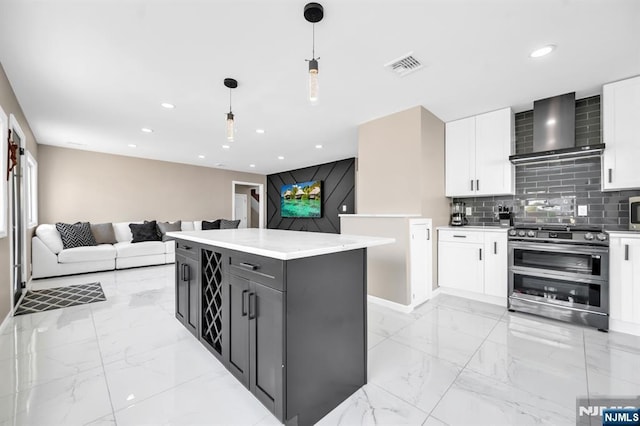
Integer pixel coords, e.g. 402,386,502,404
249,164,256,168
277,156,284,160
529,45,556,58
256,129,265,134
222,144,230,149
198,155,205,159
128,144,137,148
161,102,175,109
141,128,153,133
315,144,323,149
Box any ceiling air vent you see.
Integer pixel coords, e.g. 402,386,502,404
384,52,424,77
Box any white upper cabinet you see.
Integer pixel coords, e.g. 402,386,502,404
446,107,514,197
602,75,640,191
445,117,475,196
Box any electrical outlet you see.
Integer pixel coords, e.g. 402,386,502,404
342,205,347,212
578,205,588,216
466,207,473,216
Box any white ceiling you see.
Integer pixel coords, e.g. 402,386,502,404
0,0,638,175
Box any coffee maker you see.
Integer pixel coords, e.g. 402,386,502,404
450,201,468,226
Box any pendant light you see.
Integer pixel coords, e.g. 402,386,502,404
224,78,238,141
304,3,323,104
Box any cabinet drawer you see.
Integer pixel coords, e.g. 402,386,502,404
176,240,198,259
228,251,284,292
438,230,484,243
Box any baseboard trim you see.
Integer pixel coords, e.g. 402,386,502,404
367,295,415,313
435,286,507,307
610,319,640,337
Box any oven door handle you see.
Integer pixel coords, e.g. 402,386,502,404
509,266,607,285
508,241,609,255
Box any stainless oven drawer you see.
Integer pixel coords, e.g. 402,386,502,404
508,295,609,330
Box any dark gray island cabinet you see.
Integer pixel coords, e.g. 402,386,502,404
168,229,393,426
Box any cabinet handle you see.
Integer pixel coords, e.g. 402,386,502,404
470,180,474,191
494,241,497,254
625,244,629,261
241,290,248,316
476,179,480,191
239,262,258,271
248,292,256,320
608,168,612,183
426,229,430,241
182,264,190,282
182,245,192,251
479,248,483,261
453,235,467,238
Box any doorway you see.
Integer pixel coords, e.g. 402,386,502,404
231,181,264,228
8,114,26,310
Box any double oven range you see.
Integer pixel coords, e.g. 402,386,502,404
508,225,609,331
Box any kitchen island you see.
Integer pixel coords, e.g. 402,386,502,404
165,228,393,426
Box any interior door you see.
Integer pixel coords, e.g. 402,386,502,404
410,222,431,304
9,124,24,308
234,194,248,228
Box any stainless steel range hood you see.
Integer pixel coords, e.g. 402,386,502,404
509,92,605,165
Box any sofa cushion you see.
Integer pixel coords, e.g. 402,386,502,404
58,244,117,263
36,224,64,254
202,219,221,230
181,221,195,231
157,220,182,241
91,223,117,244
165,240,176,254
114,241,166,258
220,219,241,229
113,222,137,243
56,222,97,249
130,221,162,243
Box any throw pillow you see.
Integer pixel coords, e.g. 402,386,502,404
55,222,98,249
202,219,221,230
144,219,162,239
220,219,241,229
157,220,182,241
130,221,162,243
90,223,117,244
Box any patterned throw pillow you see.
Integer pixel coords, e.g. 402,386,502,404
55,222,98,249
129,221,162,243
220,219,241,229
202,219,221,230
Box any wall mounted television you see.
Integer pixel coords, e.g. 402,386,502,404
280,180,322,218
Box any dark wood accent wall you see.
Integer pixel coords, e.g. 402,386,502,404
267,158,355,233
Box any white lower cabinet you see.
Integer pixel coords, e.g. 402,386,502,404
437,228,508,304
609,233,640,335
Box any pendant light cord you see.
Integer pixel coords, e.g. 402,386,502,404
312,23,315,59
229,88,232,114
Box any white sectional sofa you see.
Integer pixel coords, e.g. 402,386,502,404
32,220,211,279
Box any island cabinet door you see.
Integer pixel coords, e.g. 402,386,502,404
249,281,284,420
227,274,250,387
175,253,199,336
175,253,188,325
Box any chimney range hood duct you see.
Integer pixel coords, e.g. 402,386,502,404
509,92,605,165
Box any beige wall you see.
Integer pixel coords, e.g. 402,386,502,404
357,107,423,215
38,145,266,225
0,63,39,321
355,105,448,306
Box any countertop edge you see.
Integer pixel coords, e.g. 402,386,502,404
166,231,395,260
436,226,510,232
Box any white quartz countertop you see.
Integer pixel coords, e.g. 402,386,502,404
437,226,510,233
166,229,395,260
606,230,640,237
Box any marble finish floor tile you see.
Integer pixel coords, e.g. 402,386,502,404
369,339,461,414
104,337,227,410
431,369,575,426
114,372,272,426
5,265,637,426
390,316,486,367
3,368,112,425
316,384,429,425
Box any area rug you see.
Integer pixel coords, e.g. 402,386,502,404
14,282,106,316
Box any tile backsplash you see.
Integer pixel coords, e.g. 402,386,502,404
454,96,640,230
